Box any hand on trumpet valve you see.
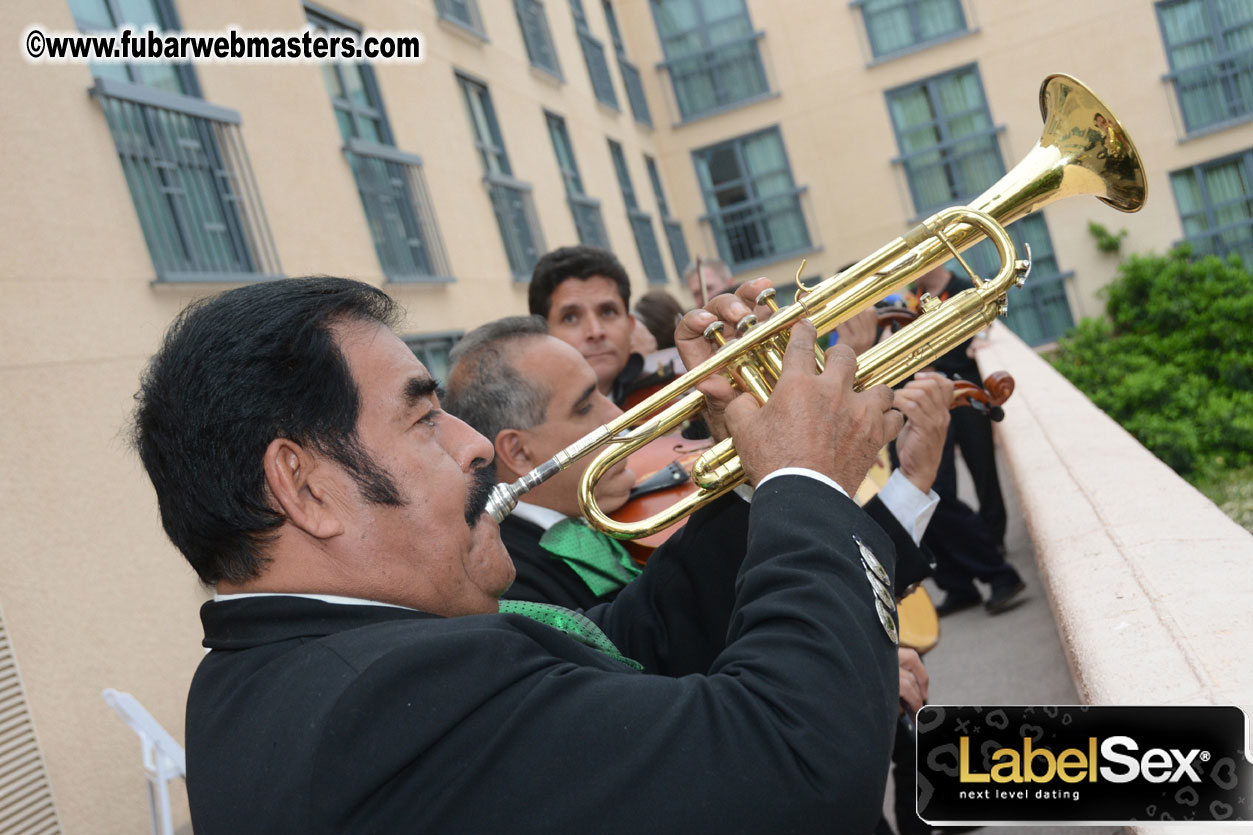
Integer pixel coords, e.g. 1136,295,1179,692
674,277,776,442
721,321,904,495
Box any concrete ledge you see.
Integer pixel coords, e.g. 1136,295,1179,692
975,322,1253,714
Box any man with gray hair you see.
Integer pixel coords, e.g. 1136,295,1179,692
684,257,737,306
444,315,701,610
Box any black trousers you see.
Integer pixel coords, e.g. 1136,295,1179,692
923,422,1019,597
950,405,1007,549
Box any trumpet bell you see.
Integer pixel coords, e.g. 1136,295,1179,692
1040,73,1146,213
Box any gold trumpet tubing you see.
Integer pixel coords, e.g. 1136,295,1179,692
682,211,1018,504
686,285,1015,500
583,208,1016,539
613,282,1014,533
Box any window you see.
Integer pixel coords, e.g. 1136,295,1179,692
436,0,487,38
546,113,609,248
1171,149,1253,264
609,140,667,284
1157,0,1253,134
569,0,619,108
646,155,689,276
692,127,810,269
457,74,545,279
515,0,562,78
602,0,652,126
857,0,968,59
310,8,451,282
76,0,279,281
886,65,1003,215
651,0,768,121
405,330,464,381
887,67,1071,344
956,215,1073,346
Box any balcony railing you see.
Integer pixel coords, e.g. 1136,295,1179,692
92,77,280,282
1165,50,1253,134
1176,218,1253,266
485,173,546,280
569,193,609,249
344,138,453,283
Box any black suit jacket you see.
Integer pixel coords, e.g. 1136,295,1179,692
186,475,899,834
503,492,930,609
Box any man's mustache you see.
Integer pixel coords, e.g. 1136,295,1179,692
464,464,496,528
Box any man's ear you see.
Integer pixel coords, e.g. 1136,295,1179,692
262,438,345,540
493,428,531,480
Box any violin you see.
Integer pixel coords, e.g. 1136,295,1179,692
951,371,1015,421
610,434,713,565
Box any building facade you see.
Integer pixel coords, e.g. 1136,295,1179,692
3,0,1253,830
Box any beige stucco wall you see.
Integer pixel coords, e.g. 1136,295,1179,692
4,0,1253,831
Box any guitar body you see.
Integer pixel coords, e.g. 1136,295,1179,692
897,585,940,654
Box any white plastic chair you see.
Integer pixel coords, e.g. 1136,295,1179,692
101,688,186,835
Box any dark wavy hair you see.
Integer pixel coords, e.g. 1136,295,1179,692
132,277,403,585
528,245,631,318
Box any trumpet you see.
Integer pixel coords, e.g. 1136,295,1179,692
486,73,1146,538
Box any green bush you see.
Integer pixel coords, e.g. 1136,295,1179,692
1050,245,1253,480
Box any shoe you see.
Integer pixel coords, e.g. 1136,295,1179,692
935,591,981,616
984,580,1026,614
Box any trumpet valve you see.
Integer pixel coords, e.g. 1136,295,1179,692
703,320,728,346
735,313,758,337
755,287,779,313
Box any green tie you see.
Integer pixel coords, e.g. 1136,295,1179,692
498,599,643,671
539,517,642,598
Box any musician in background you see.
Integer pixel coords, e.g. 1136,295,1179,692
912,265,1024,616
529,245,674,407
684,257,738,306
443,315,662,611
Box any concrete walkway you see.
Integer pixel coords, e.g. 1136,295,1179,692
884,448,1123,835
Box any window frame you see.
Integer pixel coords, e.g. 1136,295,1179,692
569,0,620,109
546,112,609,248
691,126,812,272
885,63,1006,216
436,0,489,40
515,0,563,79
1170,147,1253,261
645,153,689,277
609,139,668,284
309,4,452,283
80,0,280,282
1156,0,1253,135
602,0,652,126
650,0,770,122
852,0,970,62
457,72,545,280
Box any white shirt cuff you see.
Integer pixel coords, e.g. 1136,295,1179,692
749,467,850,500
876,470,939,546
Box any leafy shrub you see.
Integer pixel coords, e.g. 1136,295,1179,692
1050,245,1253,480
